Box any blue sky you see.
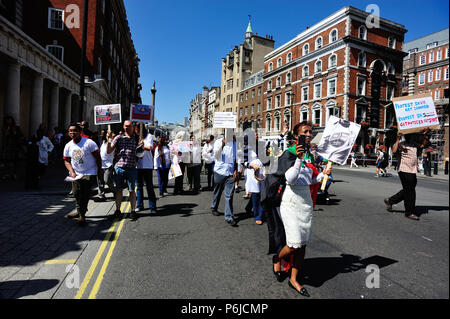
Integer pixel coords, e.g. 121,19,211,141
123,0,449,124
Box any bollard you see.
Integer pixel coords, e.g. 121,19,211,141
433,161,438,175
445,161,449,175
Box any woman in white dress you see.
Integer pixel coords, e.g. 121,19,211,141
277,122,332,297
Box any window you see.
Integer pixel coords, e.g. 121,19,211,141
258,87,261,96
286,73,292,84
418,73,425,85
357,76,366,96
300,107,308,122
268,81,272,90
276,77,281,87
245,107,248,115
303,65,309,77
388,64,395,75
313,107,321,125
277,58,282,68
48,8,64,30
302,86,309,102
315,60,322,73
240,94,244,102
245,92,248,100
436,69,441,81
387,85,394,100
252,90,255,99
46,45,64,62
303,44,309,55
239,108,243,116
251,105,254,114
358,26,367,40
275,113,281,131
268,63,273,71
358,52,366,67
328,78,336,96
388,37,396,49
330,29,338,43
435,90,440,100
286,92,292,105
426,42,438,49
101,0,106,14
326,102,340,121
437,50,442,61
267,97,272,110
329,54,337,68
355,104,366,123
445,67,449,80
314,83,322,99
429,52,434,63
284,113,291,128
275,95,281,108
446,48,449,58
419,55,426,65
315,37,323,50
287,52,292,62
266,115,272,132
257,103,261,112
428,71,433,83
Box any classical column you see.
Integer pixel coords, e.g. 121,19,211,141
30,73,44,136
4,61,21,124
49,84,60,132
64,92,73,129
408,72,416,96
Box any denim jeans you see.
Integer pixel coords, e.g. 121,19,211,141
204,162,215,188
251,192,263,222
137,169,157,210
211,172,235,222
157,168,170,195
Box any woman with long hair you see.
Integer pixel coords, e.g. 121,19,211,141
154,136,171,197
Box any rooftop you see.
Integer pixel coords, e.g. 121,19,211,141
403,28,449,53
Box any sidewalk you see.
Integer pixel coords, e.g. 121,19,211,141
0,162,116,299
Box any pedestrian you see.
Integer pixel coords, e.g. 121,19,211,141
63,123,102,225
276,121,332,296
186,135,202,194
423,150,432,177
106,120,140,221
154,136,171,197
350,151,358,168
98,131,116,200
135,125,157,214
384,132,428,221
210,134,243,227
375,147,386,177
202,135,215,191
36,127,54,180
244,148,265,225
1,116,24,181
171,131,188,195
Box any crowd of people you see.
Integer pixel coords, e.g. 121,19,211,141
0,115,432,297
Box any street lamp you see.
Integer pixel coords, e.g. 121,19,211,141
78,0,89,121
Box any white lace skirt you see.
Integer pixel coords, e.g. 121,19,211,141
279,184,313,248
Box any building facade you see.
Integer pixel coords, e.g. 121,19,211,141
237,70,264,132
262,6,407,153
204,86,220,138
402,28,449,162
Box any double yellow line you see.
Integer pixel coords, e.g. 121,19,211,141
75,201,131,299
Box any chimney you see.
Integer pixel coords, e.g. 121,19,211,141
306,26,309,29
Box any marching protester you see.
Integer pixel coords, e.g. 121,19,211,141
243,146,265,225
36,127,54,181
135,125,157,214
99,131,116,200
63,123,102,225
375,147,387,177
186,135,202,194
384,132,428,221
210,134,243,227
172,131,188,195
276,121,332,296
202,135,215,191
154,136,171,198
107,120,140,221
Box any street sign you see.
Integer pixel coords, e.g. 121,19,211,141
213,112,237,128
392,93,440,134
94,104,122,125
130,104,154,123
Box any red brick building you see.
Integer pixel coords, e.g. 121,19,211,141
262,6,407,153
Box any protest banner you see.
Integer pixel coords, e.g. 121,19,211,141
316,116,361,166
213,112,237,128
392,93,440,134
130,104,154,123
94,104,121,125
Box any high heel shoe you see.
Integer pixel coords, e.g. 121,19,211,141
288,280,310,297
272,255,285,282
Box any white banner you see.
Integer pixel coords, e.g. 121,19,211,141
213,112,237,128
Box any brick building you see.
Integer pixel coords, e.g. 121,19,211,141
237,70,264,132
0,0,141,138
204,86,221,138
402,28,449,162
262,6,407,153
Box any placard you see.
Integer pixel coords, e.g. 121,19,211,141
392,94,440,134
130,104,154,123
94,104,122,125
316,116,361,165
213,112,237,128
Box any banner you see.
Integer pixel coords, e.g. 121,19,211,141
316,116,361,165
392,93,440,134
94,104,121,125
130,104,154,123
213,112,237,128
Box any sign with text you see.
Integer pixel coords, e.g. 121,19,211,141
316,116,361,165
392,94,440,134
213,112,237,129
130,104,154,123
94,104,121,125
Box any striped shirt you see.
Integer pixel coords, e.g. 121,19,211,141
398,142,418,174
112,134,138,168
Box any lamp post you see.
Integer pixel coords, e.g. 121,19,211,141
78,0,89,121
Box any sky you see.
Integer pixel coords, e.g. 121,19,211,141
123,0,449,124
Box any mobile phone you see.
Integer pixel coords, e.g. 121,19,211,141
297,134,309,151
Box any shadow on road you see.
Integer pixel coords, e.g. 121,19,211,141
154,203,198,217
301,254,398,288
0,279,59,299
415,205,449,216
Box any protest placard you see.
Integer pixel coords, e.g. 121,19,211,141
392,93,440,134
94,104,122,125
316,116,361,165
213,112,237,128
130,104,154,123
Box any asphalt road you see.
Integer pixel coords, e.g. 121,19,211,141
54,167,449,299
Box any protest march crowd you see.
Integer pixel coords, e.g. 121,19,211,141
0,115,431,297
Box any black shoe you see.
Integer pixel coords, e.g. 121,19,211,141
272,255,286,282
211,209,220,216
130,211,138,221
113,209,121,218
288,280,310,297
227,219,238,227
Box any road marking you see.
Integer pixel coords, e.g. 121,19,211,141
74,201,127,299
88,202,130,299
45,259,77,264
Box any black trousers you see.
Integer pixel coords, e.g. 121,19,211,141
204,162,215,188
388,171,417,216
174,163,186,194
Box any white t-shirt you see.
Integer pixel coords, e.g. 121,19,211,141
37,136,54,165
137,134,154,169
245,159,265,193
100,141,114,169
63,137,99,175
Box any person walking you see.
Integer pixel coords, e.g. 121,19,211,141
384,132,428,221
63,123,102,225
172,131,188,195
244,148,265,225
276,121,332,296
375,147,386,177
210,134,243,227
36,128,54,181
106,120,140,221
202,135,215,190
350,151,358,168
1,116,24,181
186,135,202,194
423,150,432,177
154,136,171,198
135,125,157,214
98,132,115,200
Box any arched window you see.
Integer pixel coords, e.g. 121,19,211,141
287,52,292,62
277,58,282,68
329,54,337,68
303,65,309,77
315,60,322,73
268,80,272,90
276,76,281,87
300,106,309,122
358,52,366,67
274,112,281,132
266,114,272,132
358,25,367,40
268,62,273,71
303,43,309,55
330,29,338,43
315,37,323,50
388,37,396,49
286,72,292,83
